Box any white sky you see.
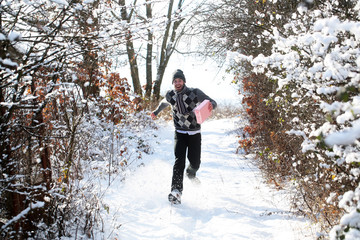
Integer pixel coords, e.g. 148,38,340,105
118,52,240,104
162,53,240,104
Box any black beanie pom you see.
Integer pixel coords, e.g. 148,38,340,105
172,69,186,83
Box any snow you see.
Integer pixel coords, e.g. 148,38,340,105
90,118,317,240
1,58,18,67
50,0,69,6
1,201,45,230
8,31,21,41
325,119,360,146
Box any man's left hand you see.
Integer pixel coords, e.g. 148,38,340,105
208,103,213,112
151,112,157,120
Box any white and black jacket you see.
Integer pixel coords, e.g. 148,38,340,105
153,85,217,132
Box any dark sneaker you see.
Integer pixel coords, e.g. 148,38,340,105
186,165,197,179
168,189,182,204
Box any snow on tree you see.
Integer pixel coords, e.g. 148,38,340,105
0,0,156,238
234,1,360,238
221,0,359,237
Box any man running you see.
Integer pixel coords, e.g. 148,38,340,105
151,69,217,204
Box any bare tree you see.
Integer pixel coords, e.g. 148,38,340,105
151,0,188,100
118,0,143,97
197,0,306,66
113,0,206,101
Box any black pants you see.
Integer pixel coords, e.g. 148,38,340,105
171,131,201,192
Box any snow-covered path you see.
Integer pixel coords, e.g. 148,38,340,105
100,118,318,240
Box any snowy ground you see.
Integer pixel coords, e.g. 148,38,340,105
97,118,319,240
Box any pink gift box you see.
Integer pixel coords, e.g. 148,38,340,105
193,99,212,124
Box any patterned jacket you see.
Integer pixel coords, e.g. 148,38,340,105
153,86,217,131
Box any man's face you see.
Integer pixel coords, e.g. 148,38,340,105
173,78,185,92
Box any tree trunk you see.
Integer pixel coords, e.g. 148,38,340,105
153,0,186,100
38,118,52,190
120,0,142,97
77,0,101,99
126,40,142,96
145,0,153,100
153,0,175,101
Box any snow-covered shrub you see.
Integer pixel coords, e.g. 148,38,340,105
232,0,360,235
199,0,359,235
46,73,157,239
0,1,158,238
330,184,360,240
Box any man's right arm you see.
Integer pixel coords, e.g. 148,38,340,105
151,97,170,119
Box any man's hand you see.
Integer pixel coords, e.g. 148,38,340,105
151,112,157,120
208,103,213,112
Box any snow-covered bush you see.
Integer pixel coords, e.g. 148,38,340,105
231,0,360,236
0,1,158,238
54,95,157,239
329,184,360,240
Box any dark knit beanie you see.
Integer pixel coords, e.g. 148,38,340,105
172,69,186,83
